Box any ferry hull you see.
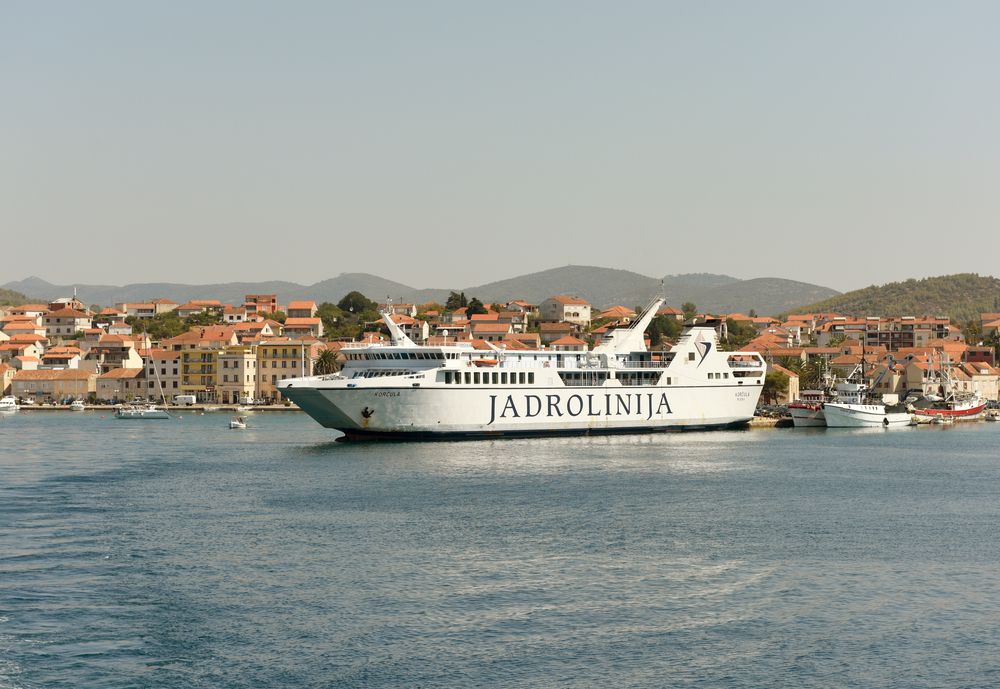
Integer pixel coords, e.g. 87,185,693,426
823,403,911,428
282,384,763,440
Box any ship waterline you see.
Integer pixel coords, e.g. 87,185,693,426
280,297,766,439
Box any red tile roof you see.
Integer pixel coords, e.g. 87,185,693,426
548,295,590,305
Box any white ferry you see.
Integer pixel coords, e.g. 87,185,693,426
278,298,766,440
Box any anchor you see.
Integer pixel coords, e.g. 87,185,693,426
361,407,374,419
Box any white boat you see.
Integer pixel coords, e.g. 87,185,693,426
823,381,911,428
985,412,999,422
69,400,86,412
788,390,827,427
278,297,767,440
203,406,221,412
229,415,247,429
0,396,19,413
115,404,171,419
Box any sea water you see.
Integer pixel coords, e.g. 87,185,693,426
3,412,1000,688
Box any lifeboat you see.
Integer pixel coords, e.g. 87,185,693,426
473,359,499,367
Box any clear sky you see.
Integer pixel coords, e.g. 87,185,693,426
4,1,999,292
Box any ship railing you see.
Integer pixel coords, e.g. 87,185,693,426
619,361,670,369
727,360,764,368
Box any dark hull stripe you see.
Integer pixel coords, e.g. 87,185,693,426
337,419,752,442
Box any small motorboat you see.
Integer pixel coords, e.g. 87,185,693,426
229,415,247,429
203,406,221,413
69,400,86,412
0,396,19,413
235,405,252,413
986,412,999,422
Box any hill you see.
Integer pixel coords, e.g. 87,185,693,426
690,278,840,316
1,267,838,315
793,273,1000,323
465,265,663,307
0,287,29,305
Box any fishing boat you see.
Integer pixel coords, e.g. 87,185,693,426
69,400,86,412
788,390,828,427
115,404,171,419
821,339,910,428
0,396,19,413
229,415,247,429
278,297,767,440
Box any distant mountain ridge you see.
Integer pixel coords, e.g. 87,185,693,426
2,266,839,316
793,273,1000,323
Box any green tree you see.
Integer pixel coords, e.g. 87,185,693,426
186,311,223,327
749,308,758,318
682,302,697,320
314,348,340,375
418,301,445,316
261,310,286,324
466,297,488,316
725,318,757,349
445,291,468,310
762,370,790,405
645,314,683,347
964,319,983,345
125,313,188,340
798,360,822,390
316,302,343,331
337,291,377,314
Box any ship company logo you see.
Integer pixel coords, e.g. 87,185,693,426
487,392,673,426
694,332,712,366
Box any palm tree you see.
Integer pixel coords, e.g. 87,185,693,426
314,348,339,375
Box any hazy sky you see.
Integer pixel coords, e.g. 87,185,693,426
4,1,999,292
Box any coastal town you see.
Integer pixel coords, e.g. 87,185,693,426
1,288,999,410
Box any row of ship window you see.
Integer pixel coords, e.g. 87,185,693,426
708,372,730,379
346,352,451,361
444,371,535,385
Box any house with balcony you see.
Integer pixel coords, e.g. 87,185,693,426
181,349,220,402
162,326,239,352
40,346,82,370
43,308,92,340
244,294,279,317
287,301,318,319
539,296,591,327
218,345,258,404
80,334,143,374
256,338,319,403
283,317,324,339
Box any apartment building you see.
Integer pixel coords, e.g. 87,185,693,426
218,345,257,404
256,338,318,402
